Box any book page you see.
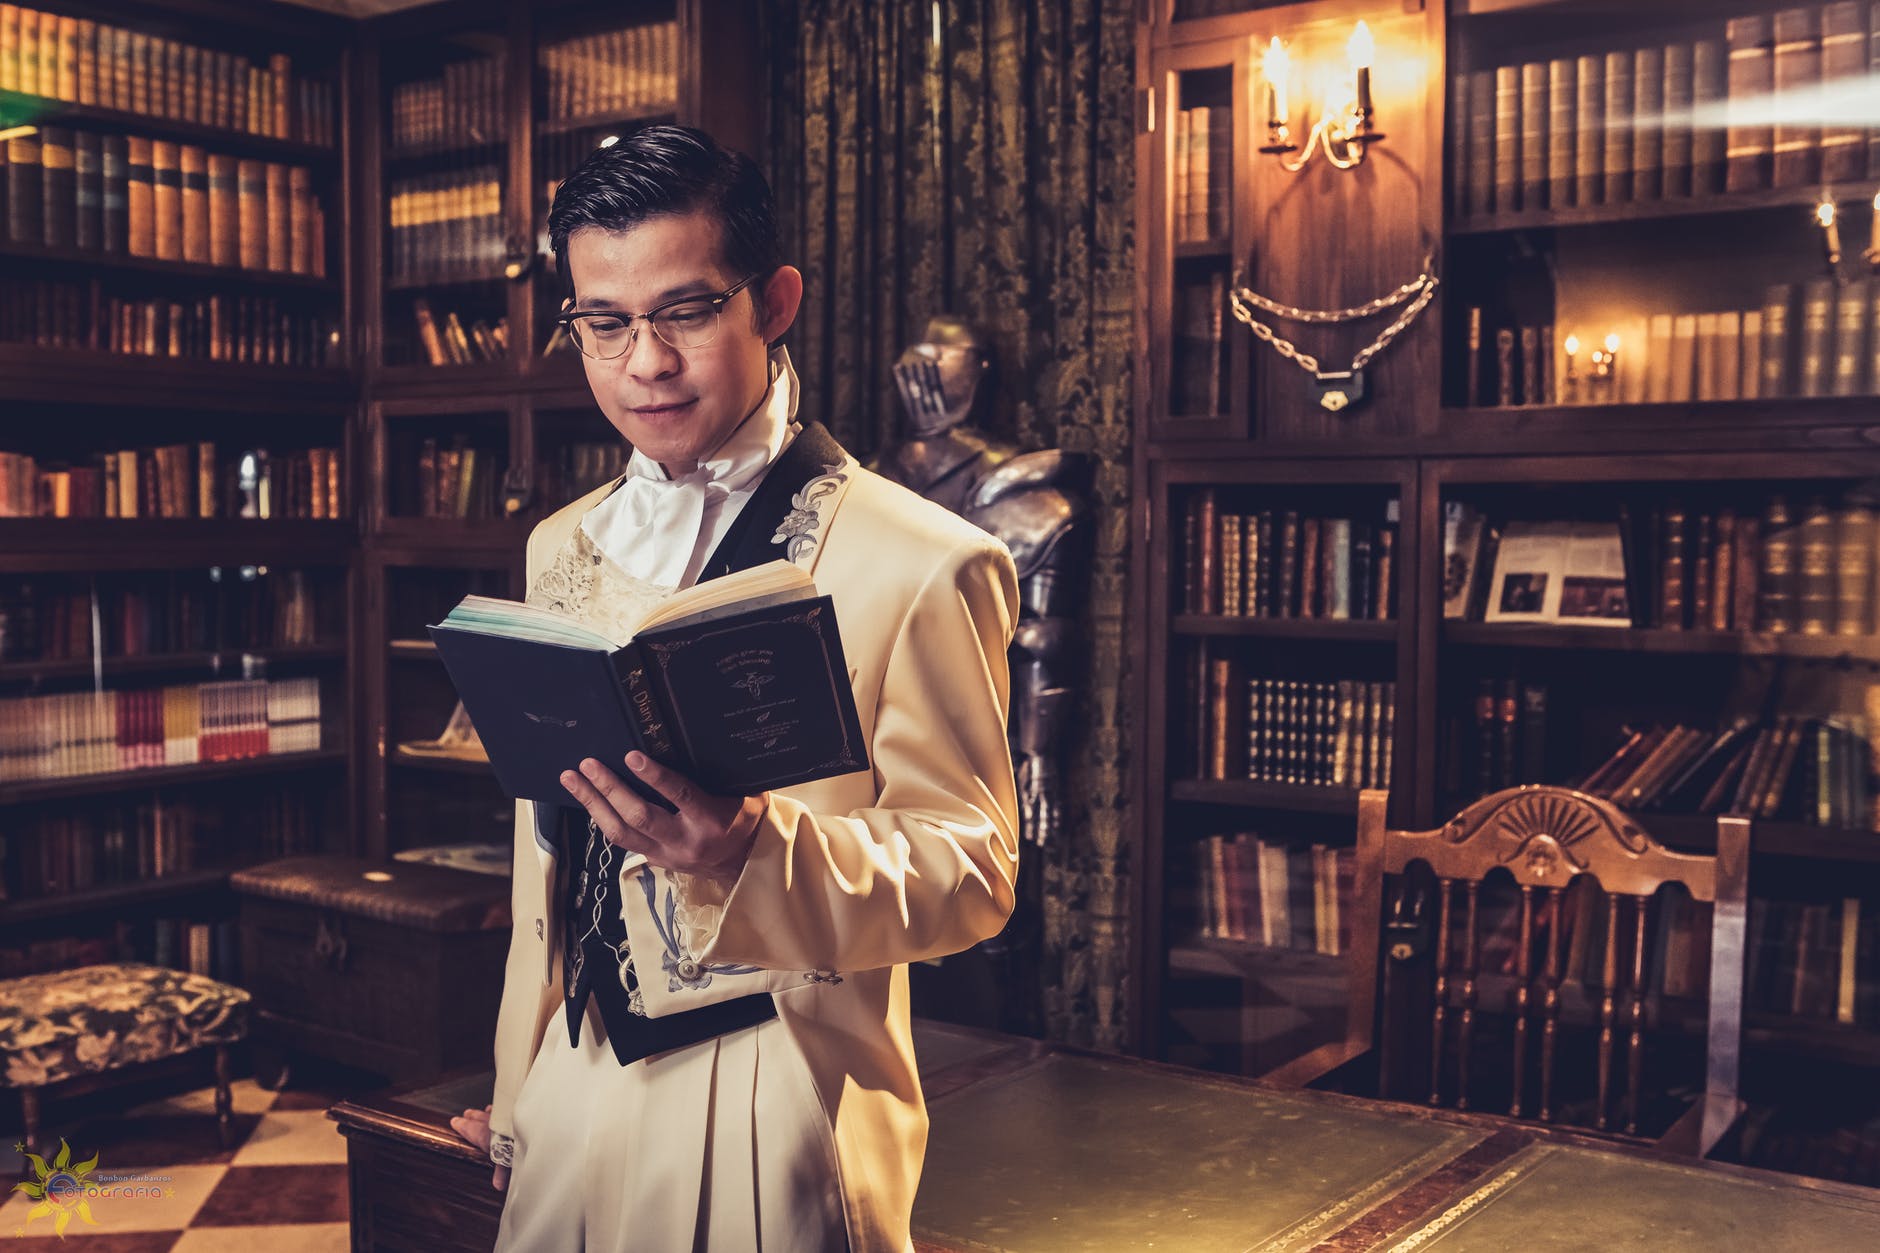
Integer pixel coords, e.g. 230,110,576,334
635,559,815,632
1485,521,1570,623
1557,522,1632,626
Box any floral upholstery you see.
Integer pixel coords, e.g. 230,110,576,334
0,964,249,1089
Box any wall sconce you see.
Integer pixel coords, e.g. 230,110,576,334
1817,195,1843,270
1259,22,1385,173
1590,332,1620,399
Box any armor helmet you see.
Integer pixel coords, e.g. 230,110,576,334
892,315,994,437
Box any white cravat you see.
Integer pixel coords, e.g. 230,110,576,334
581,347,801,589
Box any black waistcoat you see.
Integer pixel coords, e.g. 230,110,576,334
555,421,850,1065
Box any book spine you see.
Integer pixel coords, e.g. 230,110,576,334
1799,277,1835,397
1449,72,1470,219
1632,46,1664,200
1547,57,1576,209
1834,276,1871,396
1798,497,1835,635
72,129,99,252
1603,49,1634,204
1772,6,1823,188
1761,495,1797,632
1662,44,1694,198
1468,70,1496,216
39,124,71,249
1763,282,1795,395
125,134,152,257
1576,54,1604,207
1822,3,1867,182
1727,16,1775,192
1494,64,1521,214
612,645,675,767
1521,61,1547,210
150,139,179,261
1835,506,1874,635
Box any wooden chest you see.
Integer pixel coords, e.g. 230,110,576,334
232,856,511,1082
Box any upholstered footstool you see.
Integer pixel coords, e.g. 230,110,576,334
0,963,250,1154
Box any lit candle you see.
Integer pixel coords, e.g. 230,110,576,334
1818,196,1843,267
1265,37,1291,129
1348,21,1375,117
1564,334,1580,401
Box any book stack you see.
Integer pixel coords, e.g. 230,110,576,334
1194,833,1355,955
1191,652,1395,789
0,675,322,783
0,568,327,662
1462,677,1550,797
0,7,337,145
389,55,505,151
1,130,328,275
413,437,503,520
387,167,504,283
1578,713,1874,828
1172,105,1230,244
409,299,507,367
1446,494,1880,636
538,22,678,125
0,442,343,521
1171,275,1226,416
1748,895,1878,1026
0,280,338,366
1183,489,1399,621
1450,4,1875,219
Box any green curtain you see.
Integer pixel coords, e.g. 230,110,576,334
766,0,1136,1051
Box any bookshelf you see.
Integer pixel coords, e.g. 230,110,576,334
1133,0,1880,1173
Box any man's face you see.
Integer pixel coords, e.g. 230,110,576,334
565,210,800,476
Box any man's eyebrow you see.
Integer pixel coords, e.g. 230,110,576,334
571,282,723,313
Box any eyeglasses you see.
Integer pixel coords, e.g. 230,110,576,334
557,274,762,360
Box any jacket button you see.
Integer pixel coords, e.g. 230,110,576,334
534,919,544,939
677,958,701,981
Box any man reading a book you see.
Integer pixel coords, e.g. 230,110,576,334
448,126,1021,1253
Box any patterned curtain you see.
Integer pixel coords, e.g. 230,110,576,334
766,0,1136,1051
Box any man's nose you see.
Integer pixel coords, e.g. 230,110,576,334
622,321,682,376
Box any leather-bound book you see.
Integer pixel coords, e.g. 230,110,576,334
1733,512,1760,631
1603,49,1634,204
1711,509,1737,631
8,129,51,250
38,125,71,248
1821,3,1866,182
1449,73,1470,218
1760,495,1798,631
1253,511,1273,617
1833,277,1870,396
1377,682,1396,791
264,162,288,272
1521,61,1547,209
1494,64,1520,213
1244,513,1263,618
150,139,180,260
1726,15,1775,191
207,153,237,266
1577,53,1605,207
72,129,99,251
1196,488,1219,616
1632,47,1663,200
1342,521,1365,621
1797,497,1835,635
1299,517,1321,620
1716,310,1742,400
1691,513,1715,628
236,158,265,269
288,165,310,275
0,6,18,95
1660,503,1689,630
1692,39,1728,193
54,13,75,101
128,30,151,115
179,145,208,264
1799,278,1836,397
1762,283,1795,395
1772,7,1822,187
1373,525,1395,620
1547,57,1576,208
1206,656,1233,780
1219,513,1243,618
1475,678,1498,796
1835,505,1874,635
1496,327,1515,406
1519,325,1539,405
17,6,38,97
270,53,291,140
1277,510,1300,618
1327,517,1352,621
1662,43,1693,197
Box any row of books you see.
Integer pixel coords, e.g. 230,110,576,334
387,168,503,284
0,677,323,783
390,56,505,152
0,919,241,982
0,444,343,522
1452,5,1878,219
2,131,328,275
411,439,505,521
1183,491,1398,621
1193,834,1355,955
1465,678,1549,799
539,22,678,123
1467,278,1880,409
535,440,631,508
0,569,331,663
1172,105,1229,244
5,798,202,898
0,6,335,145
1192,656,1396,789
411,299,507,366
1750,895,1879,1025
0,281,338,367
1580,714,1875,828
1443,494,1880,635
1171,272,1226,417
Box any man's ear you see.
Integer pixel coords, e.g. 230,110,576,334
755,266,804,345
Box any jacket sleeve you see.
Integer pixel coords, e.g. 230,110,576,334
672,538,1022,974
486,798,554,1163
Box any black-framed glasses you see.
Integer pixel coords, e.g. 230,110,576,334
557,274,762,360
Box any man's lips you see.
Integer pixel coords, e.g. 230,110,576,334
629,400,697,415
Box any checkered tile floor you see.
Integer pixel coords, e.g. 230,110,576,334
2,1072,370,1250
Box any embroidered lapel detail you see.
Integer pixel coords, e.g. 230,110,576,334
697,420,854,582
772,462,847,565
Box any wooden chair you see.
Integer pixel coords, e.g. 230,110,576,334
1272,785,1749,1157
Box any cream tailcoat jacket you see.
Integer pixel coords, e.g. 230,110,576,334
487,445,1022,1252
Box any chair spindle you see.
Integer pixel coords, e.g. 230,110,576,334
1627,893,1649,1137
1597,885,1620,1131
1429,877,1454,1106
1540,885,1564,1122
1457,880,1481,1111
1511,885,1535,1117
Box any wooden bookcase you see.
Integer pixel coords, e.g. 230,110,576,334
1131,0,1880,1132
0,0,764,975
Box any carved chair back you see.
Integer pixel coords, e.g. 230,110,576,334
1362,785,1749,1154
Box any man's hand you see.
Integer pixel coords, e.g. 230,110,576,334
560,751,765,887
449,1105,509,1191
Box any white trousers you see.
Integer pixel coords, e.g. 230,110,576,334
495,999,848,1252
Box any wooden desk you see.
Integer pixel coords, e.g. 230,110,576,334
329,1022,1880,1252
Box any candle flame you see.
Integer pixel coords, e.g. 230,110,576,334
1817,198,1837,227
1564,335,1580,355
1347,21,1375,72
1604,333,1621,354
1265,36,1291,82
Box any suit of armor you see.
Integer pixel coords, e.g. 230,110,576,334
869,317,1091,1032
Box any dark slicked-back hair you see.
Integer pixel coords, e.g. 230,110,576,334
548,125,779,294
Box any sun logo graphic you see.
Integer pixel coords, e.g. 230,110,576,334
12,1138,102,1238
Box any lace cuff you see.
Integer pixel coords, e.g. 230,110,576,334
490,1131,515,1168
668,792,769,956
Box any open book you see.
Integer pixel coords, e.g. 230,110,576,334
429,561,869,807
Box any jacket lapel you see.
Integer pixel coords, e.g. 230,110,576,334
697,420,855,582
